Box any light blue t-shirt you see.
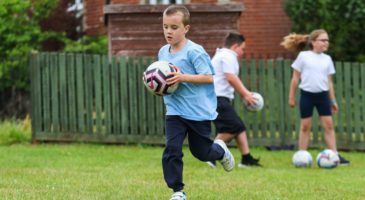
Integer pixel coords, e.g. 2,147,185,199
158,40,218,121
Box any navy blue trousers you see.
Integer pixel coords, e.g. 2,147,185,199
162,115,225,192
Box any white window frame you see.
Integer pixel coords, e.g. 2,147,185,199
146,0,185,5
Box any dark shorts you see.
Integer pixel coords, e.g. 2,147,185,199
213,97,246,134
299,90,332,118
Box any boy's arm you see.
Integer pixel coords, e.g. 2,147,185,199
182,74,213,84
225,73,256,105
167,66,213,84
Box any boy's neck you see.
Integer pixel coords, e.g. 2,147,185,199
170,38,187,54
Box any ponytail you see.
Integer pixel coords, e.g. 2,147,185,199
280,33,309,53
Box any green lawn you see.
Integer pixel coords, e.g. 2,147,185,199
0,144,364,199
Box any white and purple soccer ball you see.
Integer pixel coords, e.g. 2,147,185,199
142,61,179,96
316,149,340,169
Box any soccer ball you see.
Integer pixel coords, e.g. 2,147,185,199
244,92,264,112
316,149,340,169
292,150,313,167
142,61,179,96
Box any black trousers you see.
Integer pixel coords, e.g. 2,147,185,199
162,115,225,192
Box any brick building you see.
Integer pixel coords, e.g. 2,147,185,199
84,0,292,58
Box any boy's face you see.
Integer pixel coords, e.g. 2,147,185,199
232,42,246,59
163,12,190,46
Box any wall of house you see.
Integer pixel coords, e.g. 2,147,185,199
84,0,292,58
84,0,139,36
105,4,243,57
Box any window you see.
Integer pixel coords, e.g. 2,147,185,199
147,0,185,5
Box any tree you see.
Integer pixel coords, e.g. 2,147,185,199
284,0,365,62
0,0,60,91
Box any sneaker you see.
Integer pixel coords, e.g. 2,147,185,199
170,191,186,200
214,139,235,172
238,157,262,168
338,154,350,166
206,161,217,168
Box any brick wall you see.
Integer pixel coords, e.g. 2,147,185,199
84,0,292,58
84,0,105,35
239,0,292,58
84,0,140,36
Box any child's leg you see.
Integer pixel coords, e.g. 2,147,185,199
299,90,315,150
320,116,337,151
163,116,187,192
298,117,312,150
185,119,224,161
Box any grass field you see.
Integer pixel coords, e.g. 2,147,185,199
0,143,364,200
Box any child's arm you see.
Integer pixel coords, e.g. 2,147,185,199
225,73,255,105
288,70,300,108
328,75,338,113
167,72,213,84
167,67,213,84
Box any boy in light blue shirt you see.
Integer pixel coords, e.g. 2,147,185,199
159,40,217,120
158,5,235,200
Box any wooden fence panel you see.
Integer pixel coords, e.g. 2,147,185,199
276,60,286,146
75,54,85,133
42,53,51,133
258,60,268,142
29,53,42,137
102,55,112,135
48,53,57,133
358,63,365,148
352,63,361,144
30,53,365,150
344,62,352,147
282,60,295,144
59,53,68,132
118,56,127,136
266,60,277,144
84,54,94,135
93,55,103,135
67,54,77,133
334,62,344,144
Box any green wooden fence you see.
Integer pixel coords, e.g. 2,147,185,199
29,52,365,150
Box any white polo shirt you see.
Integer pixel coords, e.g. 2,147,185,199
292,51,335,93
211,48,239,100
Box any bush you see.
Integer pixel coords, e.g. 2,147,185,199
284,0,365,62
64,35,108,55
0,116,32,145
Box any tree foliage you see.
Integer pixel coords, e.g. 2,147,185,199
284,0,365,62
64,35,108,55
0,0,60,91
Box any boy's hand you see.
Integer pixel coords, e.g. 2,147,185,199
166,65,184,85
243,92,257,106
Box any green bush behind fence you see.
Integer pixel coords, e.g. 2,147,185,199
29,53,365,150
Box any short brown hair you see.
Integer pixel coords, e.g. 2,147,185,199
224,32,245,48
163,5,190,26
